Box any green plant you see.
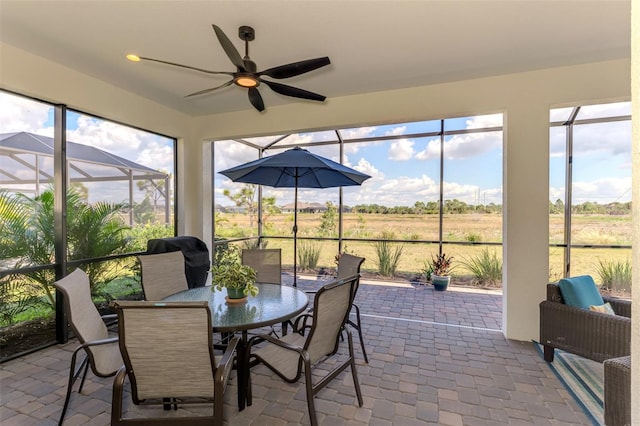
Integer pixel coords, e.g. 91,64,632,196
430,253,453,276
298,241,321,270
318,201,338,237
0,275,45,326
421,264,433,282
0,188,132,308
242,239,264,250
465,232,482,242
596,258,631,292
373,230,404,277
459,248,502,286
211,246,258,297
124,223,173,252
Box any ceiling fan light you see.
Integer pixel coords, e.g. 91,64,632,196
235,75,259,88
126,54,141,62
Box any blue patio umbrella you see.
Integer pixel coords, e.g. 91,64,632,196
219,147,371,286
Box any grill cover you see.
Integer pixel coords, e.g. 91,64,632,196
146,236,210,288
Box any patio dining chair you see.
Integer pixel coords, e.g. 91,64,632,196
246,275,363,426
337,254,368,362
242,248,285,336
137,251,189,300
298,254,368,362
53,268,122,425
110,300,238,426
242,248,282,284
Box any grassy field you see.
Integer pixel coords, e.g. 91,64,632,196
216,212,632,283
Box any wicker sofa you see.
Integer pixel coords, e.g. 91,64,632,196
604,355,631,426
539,282,631,363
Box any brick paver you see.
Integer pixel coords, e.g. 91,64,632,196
1,275,590,425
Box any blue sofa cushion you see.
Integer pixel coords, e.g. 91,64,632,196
558,275,604,309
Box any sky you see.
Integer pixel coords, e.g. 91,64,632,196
0,91,632,208
0,91,175,204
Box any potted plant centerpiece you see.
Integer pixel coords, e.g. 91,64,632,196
211,246,259,302
429,253,454,291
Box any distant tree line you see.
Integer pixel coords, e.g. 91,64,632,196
349,199,632,215
351,200,501,215
219,186,631,217
549,199,632,215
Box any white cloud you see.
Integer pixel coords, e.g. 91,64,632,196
577,102,630,120
353,158,383,180
571,177,631,203
550,176,631,204
551,117,630,158
549,186,564,202
354,173,504,207
0,92,51,134
388,138,415,161
379,175,438,195
385,126,407,137
339,126,376,140
572,121,630,157
465,114,503,128
416,131,501,161
214,140,259,171
283,133,315,145
66,115,174,173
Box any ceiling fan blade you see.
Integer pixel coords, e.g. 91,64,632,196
259,57,331,79
248,87,265,112
212,24,246,71
261,80,326,102
138,56,233,76
185,80,233,98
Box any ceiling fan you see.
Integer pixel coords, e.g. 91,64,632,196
127,24,331,112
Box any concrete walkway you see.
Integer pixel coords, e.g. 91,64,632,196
1,276,591,425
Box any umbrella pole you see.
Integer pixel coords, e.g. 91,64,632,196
293,183,298,287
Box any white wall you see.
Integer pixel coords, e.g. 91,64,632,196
1,41,632,343
630,0,639,423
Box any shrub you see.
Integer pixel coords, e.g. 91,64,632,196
0,188,132,307
124,223,173,252
421,263,433,282
242,239,266,250
373,230,404,277
298,241,321,270
0,276,46,326
460,248,502,287
465,232,482,242
596,259,631,292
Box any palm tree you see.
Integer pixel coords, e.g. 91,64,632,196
0,188,132,310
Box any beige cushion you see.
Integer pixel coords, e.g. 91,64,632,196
589,302,616,315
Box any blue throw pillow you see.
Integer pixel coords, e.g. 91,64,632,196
558,275,604,309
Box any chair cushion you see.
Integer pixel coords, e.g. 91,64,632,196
589,302,615,315
558,275,604,309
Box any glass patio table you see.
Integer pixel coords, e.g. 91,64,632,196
162,283,309,410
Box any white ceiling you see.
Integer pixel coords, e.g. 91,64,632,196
0,1,631,117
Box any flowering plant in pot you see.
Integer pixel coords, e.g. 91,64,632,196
211,246,258,299
429,253,453,291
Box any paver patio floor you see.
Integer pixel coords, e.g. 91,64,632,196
1,276,591,425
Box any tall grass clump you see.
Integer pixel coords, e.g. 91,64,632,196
298,241,321,270
373,230,404,277
459,248,502,287
242,239,266,250
596,259,631,292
